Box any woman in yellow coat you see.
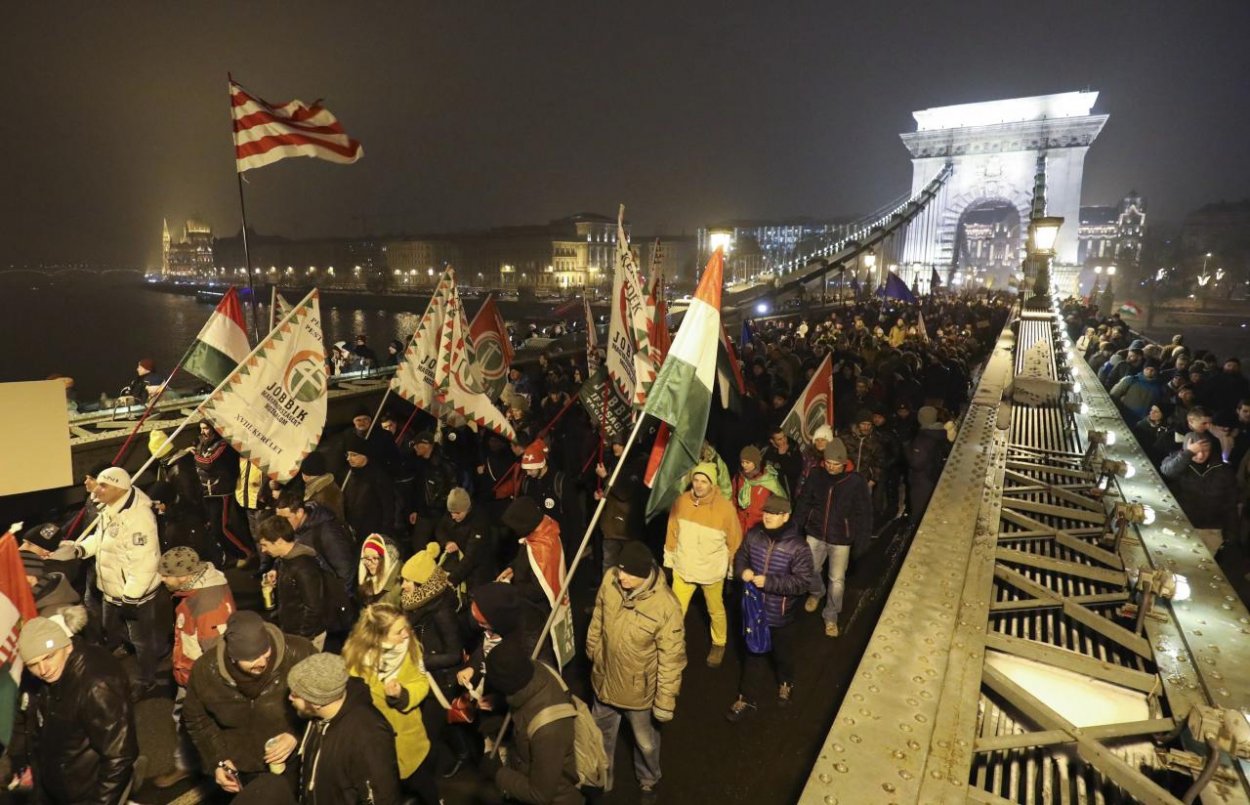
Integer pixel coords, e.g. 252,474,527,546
342,603,440,803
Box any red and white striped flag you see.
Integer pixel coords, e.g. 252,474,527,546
230,78,363,172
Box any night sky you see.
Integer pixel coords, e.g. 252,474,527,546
2,1,1247,268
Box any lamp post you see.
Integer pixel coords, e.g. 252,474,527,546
1026,215,1063,298
862,251,876,299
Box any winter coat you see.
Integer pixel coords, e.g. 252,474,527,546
296,677,402,805
495,664,583,805
663,485,743,585
194,436,235,498
303,472,346,522
1133,417,1173,466
905,426,951,517
356,534,403,609
586,567,686,711
841,429,888,486
792,469,873,547
1110,372,1165,420
732,465,788,534
342,461,399,541
733,522,814,628
78,486,161,604
350,650,431,778
293,503,356,593
1161,451,1238,538
182,624,317,773
432,508,498,589
762,444,804,499
171,564,237,687
276,542,327,639
402,449,457,519
21,640,138,804
404,586,464,703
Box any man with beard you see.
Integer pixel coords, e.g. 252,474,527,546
182,611,314,797
14,617,140,803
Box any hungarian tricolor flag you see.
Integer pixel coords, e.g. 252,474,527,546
779,353,834,444
469,294,513,402
184,287,251,387
230,77,363,172
0,529,39,744
643,250,724,521
523,517,575,668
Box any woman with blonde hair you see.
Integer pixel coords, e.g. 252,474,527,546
342,603,440,803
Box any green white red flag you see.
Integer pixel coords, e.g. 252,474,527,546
0,529,38,744
200,289,327,482
606,205,655,409
779,353,834,444
643,250,725,521
183,287,251,387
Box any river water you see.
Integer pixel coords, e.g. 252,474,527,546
0,281,430,402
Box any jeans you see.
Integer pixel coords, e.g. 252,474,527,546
739,618,798,704
670,574,727,647
805,538,851,624
592,698,662,790
102,596,164,688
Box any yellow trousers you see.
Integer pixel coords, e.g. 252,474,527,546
671,573,727,647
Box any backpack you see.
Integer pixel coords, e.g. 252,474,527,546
527,663,609,791
317,562,354,633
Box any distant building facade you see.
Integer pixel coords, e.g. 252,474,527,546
1078,191,1146,267
696,218,855,282
211,230,387,290
162,219,214,279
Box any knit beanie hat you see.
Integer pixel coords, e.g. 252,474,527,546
158,546,203,577
502,497,544,536
344,433,371,458
288,652,349,707
95,466,132,491
471,583,523,636
690,461,718,487
853,408,874,425
300,452,327,477
484,638,535,695
823,438,849,462
18,617,71,662
224,611,271,663
811,425,834,444
138,358,156,372
401,543,441,584
446,487,471,514
148,430,174,459
521,439,548,470
740,445,763,466
617,541,654,578
917,406,939,428
21,522,62,552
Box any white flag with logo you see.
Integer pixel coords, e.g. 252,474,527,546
391,273,454,414
436,274,516,441
606,204,655,409
200,289,327,482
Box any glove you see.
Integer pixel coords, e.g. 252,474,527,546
652,706,674,723
48,541,80,562
479,753,503,781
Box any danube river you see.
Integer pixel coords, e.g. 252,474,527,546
0,281,431,401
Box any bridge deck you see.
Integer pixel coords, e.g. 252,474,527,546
801,303,1250,804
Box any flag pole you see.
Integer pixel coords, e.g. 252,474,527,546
492,406,652,752
235,173,262,345
268,285,278,332
341,384,394,492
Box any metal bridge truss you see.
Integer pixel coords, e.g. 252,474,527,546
801,302,1250,805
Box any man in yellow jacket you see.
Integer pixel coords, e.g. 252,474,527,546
586,541,686,802
663,462,742,668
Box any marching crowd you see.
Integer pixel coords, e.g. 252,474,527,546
5,296,1008,804
1062,299,1250,553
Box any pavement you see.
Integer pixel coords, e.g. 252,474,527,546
92,518,915,804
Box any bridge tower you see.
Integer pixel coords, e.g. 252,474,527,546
900,92,1107,292
161,217,171,278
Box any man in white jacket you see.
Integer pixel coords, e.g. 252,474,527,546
58,466,164,698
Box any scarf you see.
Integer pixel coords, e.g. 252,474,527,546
400,567,451,612
377,638,409,682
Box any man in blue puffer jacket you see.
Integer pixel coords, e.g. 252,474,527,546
725,496,813,722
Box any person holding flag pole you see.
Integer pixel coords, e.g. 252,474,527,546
488,249,728,765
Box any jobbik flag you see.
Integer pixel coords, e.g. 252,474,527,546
468,294,513,401
392,274,453,415
606,205,656,409
183,286,251,387
643,249,725,521
200,290,327,483
437,281,516,442
230,77,363,172
779,353,834,444
577,365,633,439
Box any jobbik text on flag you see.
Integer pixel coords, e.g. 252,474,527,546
200,290,328,483
606,205,656,409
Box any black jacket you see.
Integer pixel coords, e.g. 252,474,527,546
1160,451,1239,538
401,449,457,519
406,588,465,701
182,624,317,773
792,469,873,548
342,462,399,541
297,677,402,804
294,503,357,591
20,639,138,804
276,543,326,638
432,508,497,589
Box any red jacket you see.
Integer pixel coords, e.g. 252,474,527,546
171,565,236,686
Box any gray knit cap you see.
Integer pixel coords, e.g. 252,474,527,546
288,652,349,706
18,617,71,662
158,546,203,577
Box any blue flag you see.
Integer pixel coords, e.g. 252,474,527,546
877,271,918,304
930,266,942,292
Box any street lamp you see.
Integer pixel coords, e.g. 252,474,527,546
862,251,876,295
1028,217,1064,256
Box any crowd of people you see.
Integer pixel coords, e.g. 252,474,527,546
6,295,1008,803
1062,299,1249,554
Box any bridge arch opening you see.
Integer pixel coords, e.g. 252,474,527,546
952,198,1022,290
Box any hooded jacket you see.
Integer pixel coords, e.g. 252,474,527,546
277,542,327,638
21,639,138,804
182,623,317,773
293,503,356,593
663,462,743,585
732,464,788,534
586,567,686,712
349,645,431,779
296,677,402,804
170,564,236,687
356,534,403,609
733,521,814,628
77,486,161,604
303,472,345,522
